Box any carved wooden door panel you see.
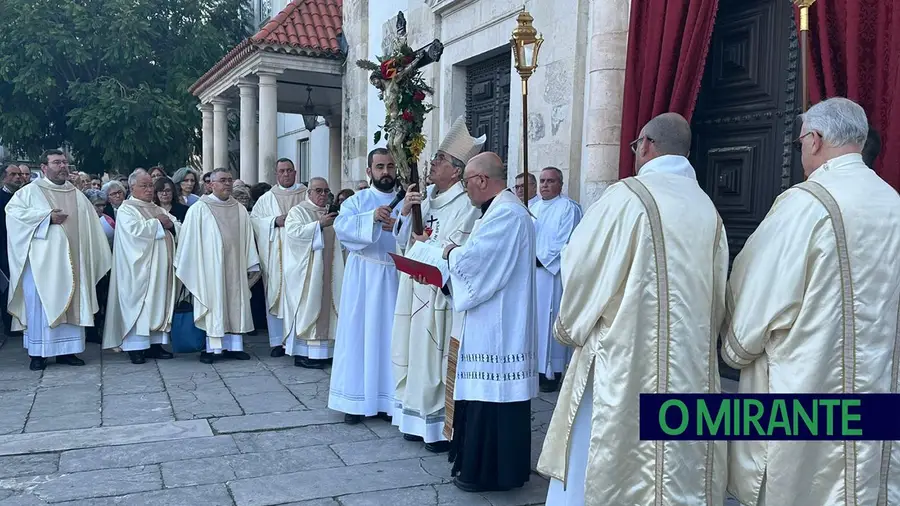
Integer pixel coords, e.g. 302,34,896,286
466,53,511,166
691,0,802,262
690,0,802,381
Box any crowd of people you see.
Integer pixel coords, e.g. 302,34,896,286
1,96,897,505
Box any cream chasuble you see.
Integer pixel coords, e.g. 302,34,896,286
103,198,179,350
390,182,479,442
328,187,400,416
531,195,582,379
6,179,111,338
537,155,728,506
722,153,900,506
282,196,344,359
174,195,260,350
444,189,538,408
250,184,306,346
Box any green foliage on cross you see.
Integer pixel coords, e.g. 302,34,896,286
0,0,253,172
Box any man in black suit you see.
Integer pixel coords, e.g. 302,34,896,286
1,164,29,335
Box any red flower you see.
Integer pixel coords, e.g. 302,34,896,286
380,60,396,79
424,227,433,237
413,90,426,102
402,110,414,122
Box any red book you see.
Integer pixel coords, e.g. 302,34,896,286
389,253,444,288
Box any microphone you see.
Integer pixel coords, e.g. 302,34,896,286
388,188,407,211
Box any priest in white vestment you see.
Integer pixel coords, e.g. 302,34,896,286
103,169,178,364
722,98,900,506
249,158,307,358
530,167,582,393
390,116,483,452
6,149,111,371
282,177,343,369
515,172,539,207
437,152,536,493
329,148,402,424
174,168,260,364
537,113,728,506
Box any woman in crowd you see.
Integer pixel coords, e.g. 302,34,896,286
233,185,252,210
86,188,116,247
153,176,188,223
149,166,167,183
101,180,127,217
172,167,201,206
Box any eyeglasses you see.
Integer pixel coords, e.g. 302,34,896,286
309,188,329,194
630,136,654,154
793,131,814,152
461,174,486,188
47,160,69,167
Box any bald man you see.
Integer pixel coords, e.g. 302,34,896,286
435,151,537,493
537,113,728,505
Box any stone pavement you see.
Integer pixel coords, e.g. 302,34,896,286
0,333,742,506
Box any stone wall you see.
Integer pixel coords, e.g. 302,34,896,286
341,0,370,189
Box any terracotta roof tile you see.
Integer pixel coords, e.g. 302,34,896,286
189,0,343,96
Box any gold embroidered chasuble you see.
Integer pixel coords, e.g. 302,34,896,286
722,153,900,506
6,178,111,330
537,156,728,506
103,198,179,349
281,197,344,351
174,195,260,348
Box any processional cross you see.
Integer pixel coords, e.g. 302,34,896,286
357,12,444,235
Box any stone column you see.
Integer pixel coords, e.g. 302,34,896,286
238,80,259,185
199,103,214,173
257,71,279,184
212,98,229,170
580,0,632,205
325,116,342,190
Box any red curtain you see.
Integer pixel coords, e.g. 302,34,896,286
801,0,900,189
617,0,720,178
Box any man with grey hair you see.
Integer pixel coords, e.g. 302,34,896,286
723,97,900,506
175,168,260,364
538,112,728,505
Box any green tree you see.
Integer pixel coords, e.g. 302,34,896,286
0,0,253,173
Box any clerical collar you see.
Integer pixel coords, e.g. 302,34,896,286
210,194,228,202
637,154,697,180
371,186,396,196
278,183,303,191
480,189,511,216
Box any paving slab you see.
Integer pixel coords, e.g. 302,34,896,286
167,386,243,419
161,445,343,487
234,391,304,414
0,465,161,503
101,392,175,426
228,458,446,506
231,423,377,454
330,435,437,465
286,381,330,410
211,409,344,434
24,411,101,433
53,483,234,506
58,435,239,473
0,420,212,456
337,485,438,506
0,454,58,479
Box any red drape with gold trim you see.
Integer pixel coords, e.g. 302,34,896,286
801,0,900,189
618,0,719,178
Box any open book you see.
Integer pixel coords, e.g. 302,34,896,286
389,241,450,288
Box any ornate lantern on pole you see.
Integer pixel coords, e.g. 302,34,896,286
794,0,817,112
511,11,543,206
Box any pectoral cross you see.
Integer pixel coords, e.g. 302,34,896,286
426,216,438,228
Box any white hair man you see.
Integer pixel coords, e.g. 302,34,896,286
723,97,900,506
281,176,344,368
6,149,111,370
391,116,484,452
249,157,307,358
538,112,728,505
174,168,261,364
103,169,179,364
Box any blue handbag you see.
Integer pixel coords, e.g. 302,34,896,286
171,287,206,353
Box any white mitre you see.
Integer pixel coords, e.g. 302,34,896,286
438,116,487,163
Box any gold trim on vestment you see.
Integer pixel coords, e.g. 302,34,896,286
796,180,858,505
622,177,672,506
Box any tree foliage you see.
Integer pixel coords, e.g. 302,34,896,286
0,0,253,173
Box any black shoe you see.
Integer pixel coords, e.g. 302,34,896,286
56,354,85,366
403,434,423,442
425,441,451,453
344,414,362,425
29,356,46,371
199,352,215,364
223,351,251,360
377,412,392,422
270,347,286,358
128,351,146,365
145,344,173,359
294,356,325,369
539,376,560,393
452,477,486,493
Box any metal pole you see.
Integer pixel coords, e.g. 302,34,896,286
521,77,529,205
795,0,817,112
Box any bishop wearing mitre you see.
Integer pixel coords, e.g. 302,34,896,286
175,168,260,364
281,177,343,369
390,116,483,452
249,158,307,358
723,98,900,506
6,149,111,371
537,113,727,506
103,169,178,364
